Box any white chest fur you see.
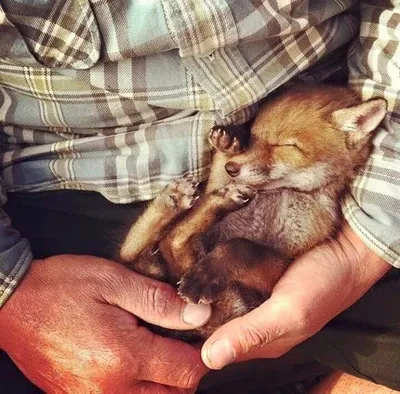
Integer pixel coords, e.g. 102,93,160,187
213,188,340,257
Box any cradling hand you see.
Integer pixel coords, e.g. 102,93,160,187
0,255,211,393
201,223,390,369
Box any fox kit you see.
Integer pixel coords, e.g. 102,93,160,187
119,85,387,341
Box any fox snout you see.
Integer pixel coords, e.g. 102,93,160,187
225,161,241,177
225,159,270,184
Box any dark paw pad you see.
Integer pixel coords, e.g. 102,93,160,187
178,265,227,305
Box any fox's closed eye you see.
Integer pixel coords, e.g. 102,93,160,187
271,143,300,149
270,143,306,155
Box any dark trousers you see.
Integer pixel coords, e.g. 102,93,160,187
2,191,400,393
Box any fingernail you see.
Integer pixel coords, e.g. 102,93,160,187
182,303,211,326
204,339,234,369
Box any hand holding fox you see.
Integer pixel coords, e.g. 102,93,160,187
201,223,390,369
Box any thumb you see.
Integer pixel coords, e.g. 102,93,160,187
102,264,212,330
201,296,301,369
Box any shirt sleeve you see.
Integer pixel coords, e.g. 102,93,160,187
343,1,400,267
0,5,35,306
161,0,357,58
1,0,177,67
0,178,32,306
0,0,100,69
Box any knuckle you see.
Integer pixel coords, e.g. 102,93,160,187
94,350,123,373
95,265,129,298
75,349,129,387
144,281,175,318
238,322,274,353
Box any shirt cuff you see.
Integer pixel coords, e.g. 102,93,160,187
0,210,33,306
342,151,400,268
343,198,400,268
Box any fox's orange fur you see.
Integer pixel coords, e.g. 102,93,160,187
119,85,387,341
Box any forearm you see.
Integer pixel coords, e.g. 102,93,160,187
338,222,391,288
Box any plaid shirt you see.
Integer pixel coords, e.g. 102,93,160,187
0,0,399,305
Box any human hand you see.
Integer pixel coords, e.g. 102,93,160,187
201,223,390,369
0,255,211,393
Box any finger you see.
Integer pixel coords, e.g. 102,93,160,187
201,295,305,370
103,265,211,330
134,326,208,389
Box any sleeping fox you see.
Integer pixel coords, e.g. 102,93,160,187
119,84,387,341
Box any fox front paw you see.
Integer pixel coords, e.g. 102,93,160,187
178,263,228,305
214,182,256,208
160,176,200,211
208,126,246,154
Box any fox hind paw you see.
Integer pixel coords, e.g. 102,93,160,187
161,176,200,211
178,264,227,305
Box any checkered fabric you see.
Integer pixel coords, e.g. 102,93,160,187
0,0,398,304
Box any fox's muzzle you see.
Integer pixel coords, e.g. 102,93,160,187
225,161,241,177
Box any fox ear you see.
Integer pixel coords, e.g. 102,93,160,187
332,98,387,148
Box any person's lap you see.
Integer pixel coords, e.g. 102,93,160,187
2,191,399,393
